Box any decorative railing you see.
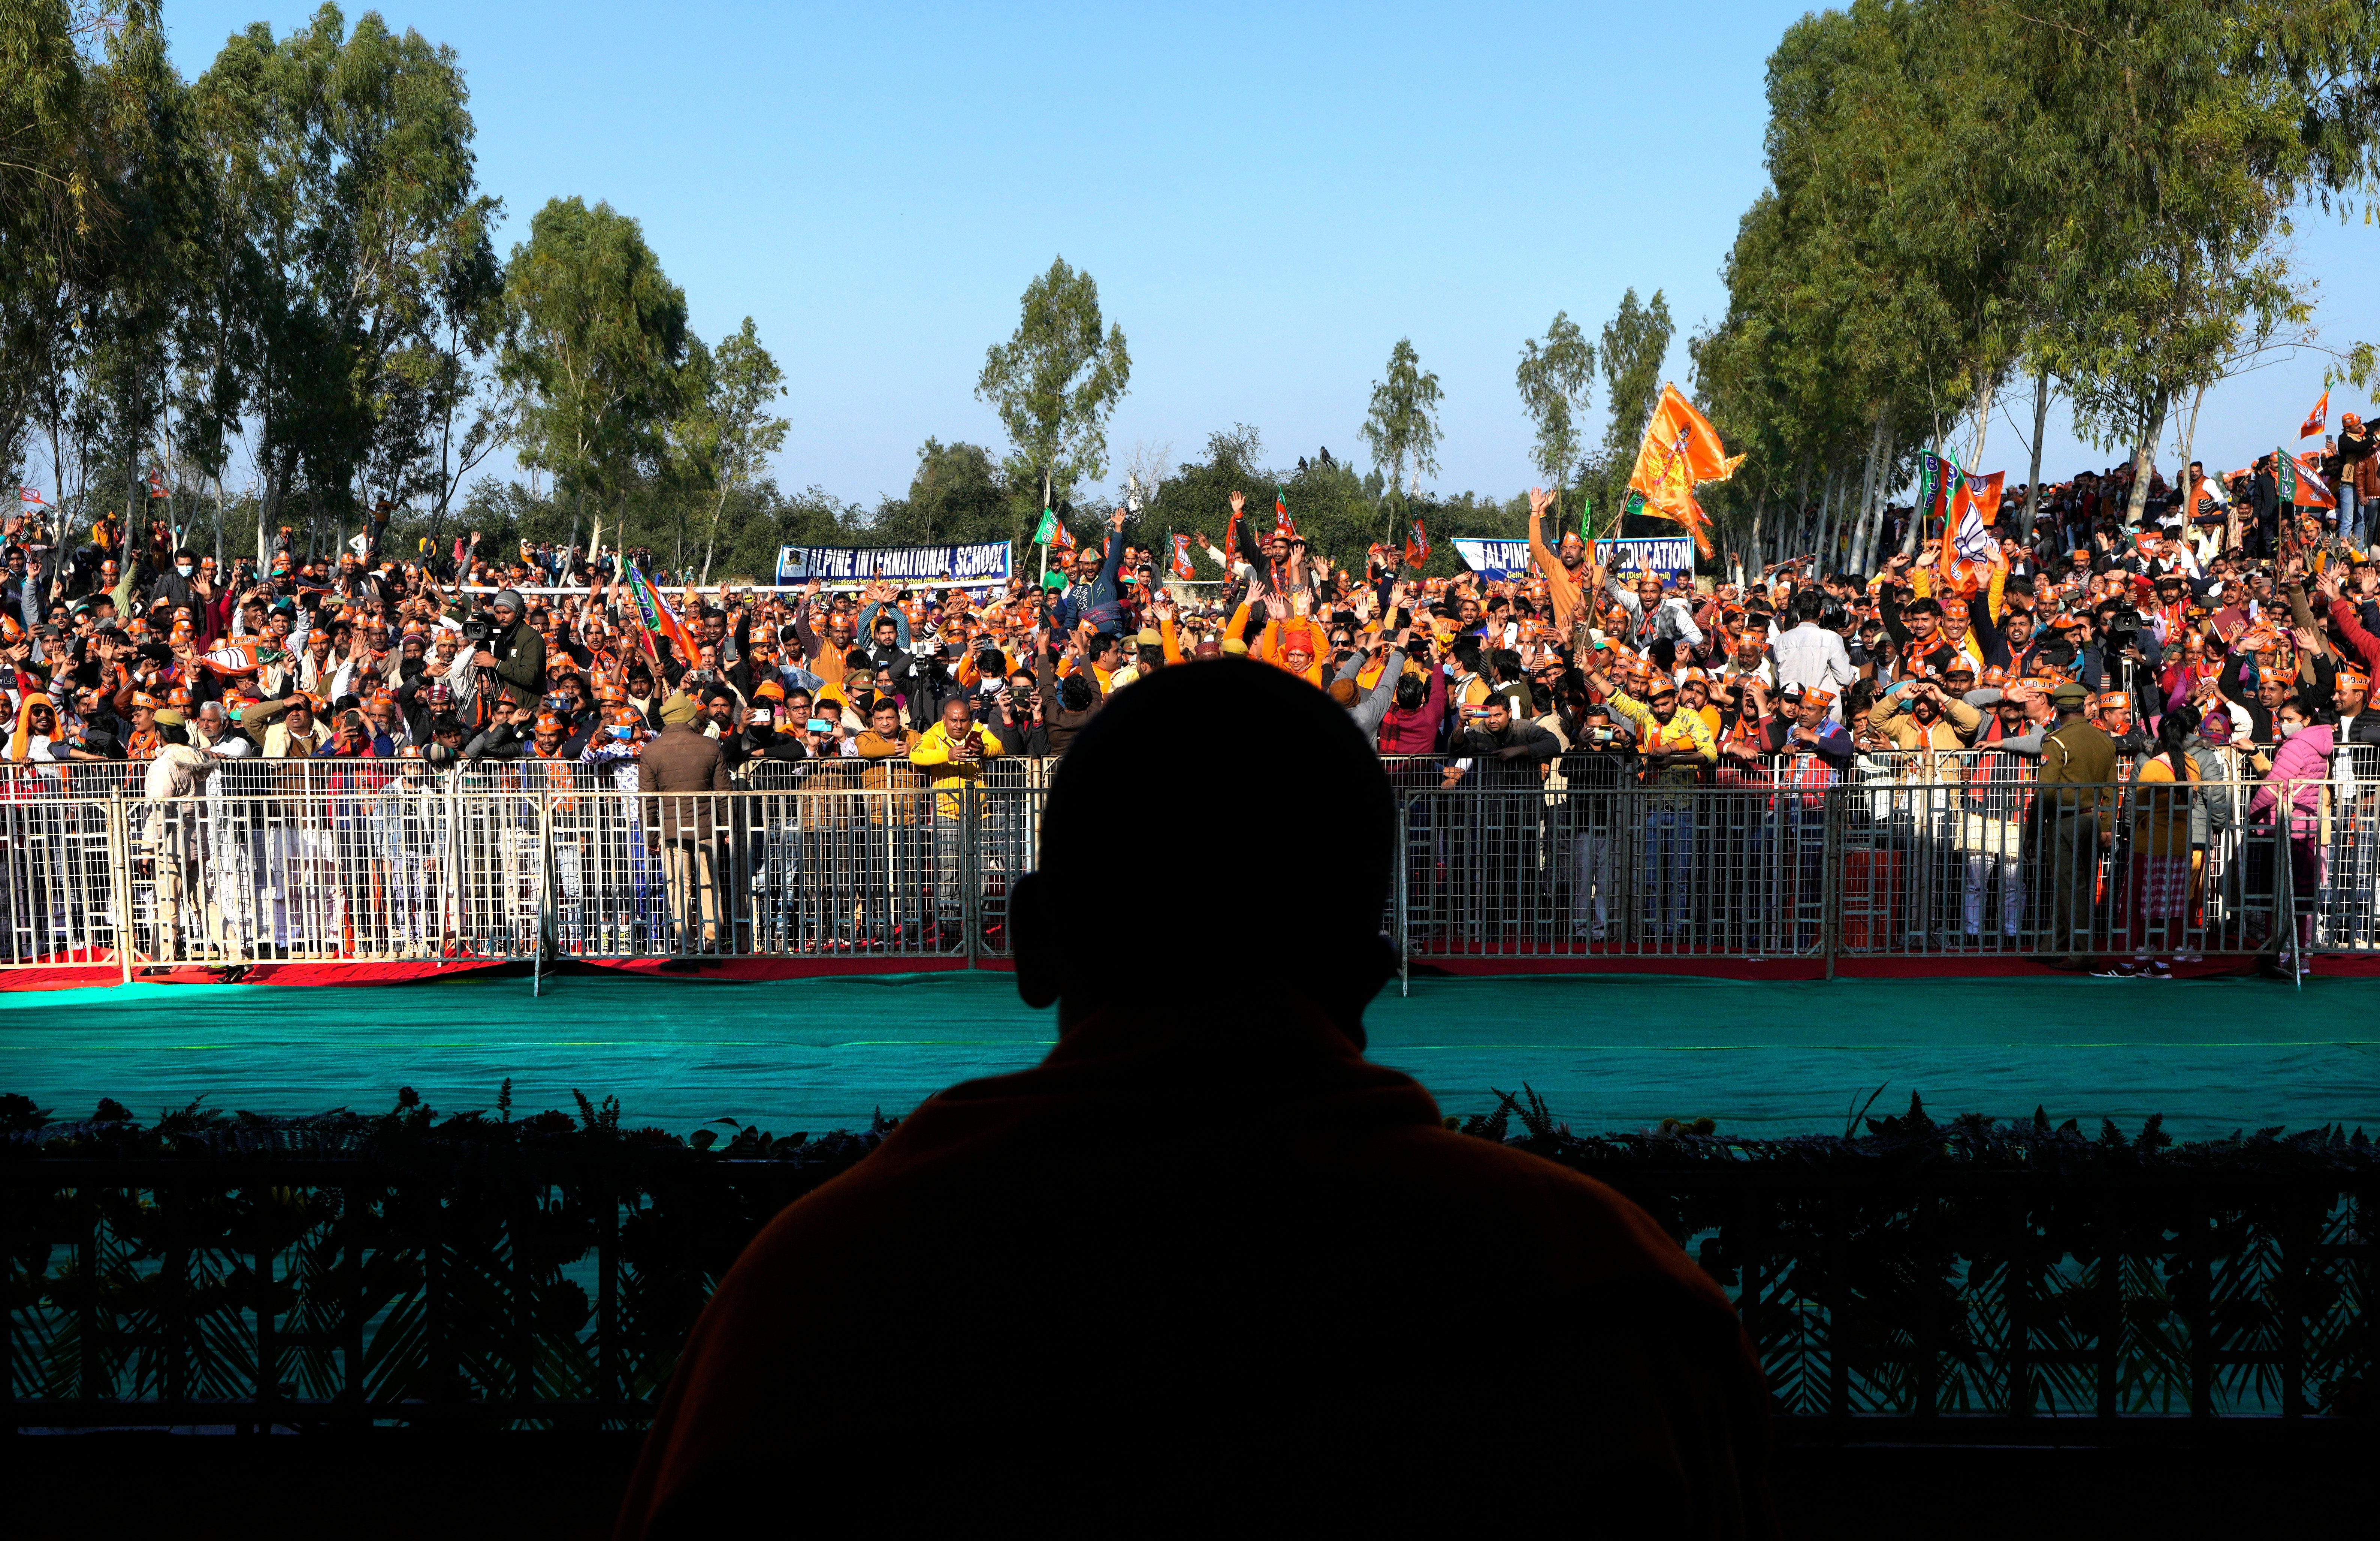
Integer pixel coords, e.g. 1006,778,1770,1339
5,1091,2370,1429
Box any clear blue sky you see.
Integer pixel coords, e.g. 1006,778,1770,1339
163,0,2380,509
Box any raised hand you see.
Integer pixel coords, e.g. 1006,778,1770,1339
1528,486,1554,519
1228,490,1246,515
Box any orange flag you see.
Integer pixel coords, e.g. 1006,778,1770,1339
1626,383,1743,558
2301,390,2329,440
1937,470,2005,595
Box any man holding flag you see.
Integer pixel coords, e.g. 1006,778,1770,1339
625,563,702,673
1625,383,1742,559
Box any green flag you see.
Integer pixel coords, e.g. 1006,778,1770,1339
1577,494,1594,538
1034,508,1056,545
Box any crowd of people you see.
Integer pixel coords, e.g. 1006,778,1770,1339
4,436,2377,974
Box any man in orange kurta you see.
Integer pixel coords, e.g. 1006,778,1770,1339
616,663,1775,1531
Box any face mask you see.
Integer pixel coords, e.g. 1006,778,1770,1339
2277,720,2301,740
176,564,193,578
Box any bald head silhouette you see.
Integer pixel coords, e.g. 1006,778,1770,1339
1010,660,1397,1038
619,664,1774,1538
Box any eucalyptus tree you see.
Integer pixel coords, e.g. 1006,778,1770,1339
975,256,1130,519
2003,0,2380,524
1359,337,1443,533
499,195,689,555
193,4,500,559
670,316,789,582
1592,289,1674,535
1513,311,1594,525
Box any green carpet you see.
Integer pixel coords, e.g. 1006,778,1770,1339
6,972,2374,1141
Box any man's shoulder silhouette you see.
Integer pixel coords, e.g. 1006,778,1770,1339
618,663,1774,1533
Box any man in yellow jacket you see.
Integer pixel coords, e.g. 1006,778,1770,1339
910,696,1005,811
910,696,1007,947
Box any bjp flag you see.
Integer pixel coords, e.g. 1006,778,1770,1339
1625,383,1742,559
2301,390,2329,440
1937,470,2005,595
1170,533,1195,580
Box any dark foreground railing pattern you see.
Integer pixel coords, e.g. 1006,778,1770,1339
4,1092,2371,1430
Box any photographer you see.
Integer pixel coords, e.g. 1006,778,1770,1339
469,589,545,715
2080,598,2165,723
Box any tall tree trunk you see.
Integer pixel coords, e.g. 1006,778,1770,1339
1788,462,1810,571
1813,469,1838,574
2175,380,2208,520
2126,392,2166,527
1855,414,1897,577
2022,368,2050,540
700,483,730,585
1850,414,1885,577
1969,374,1997,467
1745,492,1763,586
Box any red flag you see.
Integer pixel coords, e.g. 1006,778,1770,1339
1402,519,1430,569
19,487,45,506
2301,390,2329,440
1170,533,1194,580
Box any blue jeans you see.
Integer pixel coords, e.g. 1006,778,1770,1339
1644,809,1695,935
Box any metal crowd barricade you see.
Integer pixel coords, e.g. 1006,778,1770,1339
4,743,2373,980
1830,776,2290,964
1399,781,1829,961
0,782,127,967
2316,742,2380,952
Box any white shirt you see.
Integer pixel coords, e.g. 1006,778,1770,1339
1770,621,1857,714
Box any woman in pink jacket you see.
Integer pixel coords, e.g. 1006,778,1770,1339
2244,699,2335,972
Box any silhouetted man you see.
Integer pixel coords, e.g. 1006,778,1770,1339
617,662,1774,1530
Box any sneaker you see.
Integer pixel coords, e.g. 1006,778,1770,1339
2091,962,2140,978
2141,960,2173,979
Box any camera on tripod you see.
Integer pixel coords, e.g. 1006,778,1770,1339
461,614,501,647
2105,605,2144,649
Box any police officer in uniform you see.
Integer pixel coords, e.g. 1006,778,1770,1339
2035,680,2118,967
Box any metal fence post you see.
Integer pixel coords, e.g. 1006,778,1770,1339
961,783,982,968
109,793,135,984
1395,795,1410,998
533,794,553,995
1821,788,1840,981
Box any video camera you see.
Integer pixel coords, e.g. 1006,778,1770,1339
460,613,503,648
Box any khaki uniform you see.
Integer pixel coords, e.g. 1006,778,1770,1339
2035,715,2118,955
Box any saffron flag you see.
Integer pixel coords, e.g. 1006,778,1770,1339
19,488,45,506
2277,448,2338,511
2301,390,2329,440
625,563,702,663
1624,383,1740,560
1937,469,2005,595
1050,517,1076,552
1170,533,1195,580
1403,519,1431,569
1273,487,1297,542
146,468,168,499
